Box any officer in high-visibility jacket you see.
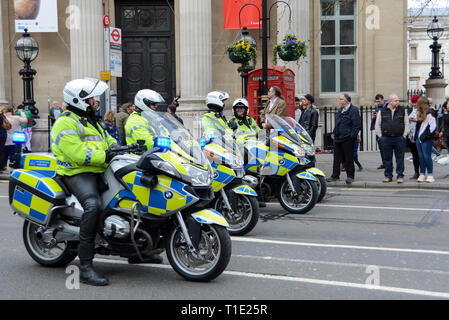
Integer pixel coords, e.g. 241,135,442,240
201,91,234,138
125,89,165,151
228,98,260,142
51,78,121,286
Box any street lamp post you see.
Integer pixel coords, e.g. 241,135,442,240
237,26,256,98
14,28,39,118
427,16,444,80
441,50,446,78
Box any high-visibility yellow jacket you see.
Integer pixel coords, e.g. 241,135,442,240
125,111,156,150
50,111,116,176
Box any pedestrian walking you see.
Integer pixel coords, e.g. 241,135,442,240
299,94,319,143
407,94,421,180
260,86,286,130
327,94,361,185
115,102,134,146
375,94,410,183
1,105,28,169
354,135,363,171
415,96,437,183
371,94,388,170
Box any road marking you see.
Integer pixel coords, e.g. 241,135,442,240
327,187,449,193
94,258,449,299
231,237,449,256
233,254,449,276
315,204,449,212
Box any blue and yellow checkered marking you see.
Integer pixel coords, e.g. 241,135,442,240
232,185,258,197
296,171,318,182
307,167,325,177
191,209,229,227
118,171,197,216
210,163,236,192
246,143,298,176
12,170,64,199
12,188,52,223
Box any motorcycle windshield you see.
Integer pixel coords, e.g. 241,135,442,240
198,116,244,169
141,111,208,167
265,114,303,145
284,116,314,145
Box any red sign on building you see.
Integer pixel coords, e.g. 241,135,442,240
223,0,261,30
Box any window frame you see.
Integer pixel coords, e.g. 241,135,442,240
319,0,358,94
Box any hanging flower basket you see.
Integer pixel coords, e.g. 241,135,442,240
225,39,257,66
273,34,308,65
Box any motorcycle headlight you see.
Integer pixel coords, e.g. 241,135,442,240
184,163,211,186
292,145,306,158
150,160,180,178
304,144,315,156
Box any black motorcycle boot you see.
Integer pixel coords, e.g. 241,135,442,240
128,255,163,264
79,261,109,286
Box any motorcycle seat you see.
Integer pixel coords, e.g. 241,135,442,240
53,175,72,197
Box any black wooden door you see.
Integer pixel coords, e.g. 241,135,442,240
116,0,175,111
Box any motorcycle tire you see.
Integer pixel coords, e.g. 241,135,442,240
316,175,327,203
166,223,231,282
23,220,78,267
214,193,259,236
277,176,318,214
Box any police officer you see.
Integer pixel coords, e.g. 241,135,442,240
228,98,260,140
125,89,165,151
201,91,234,137
51,78,121,286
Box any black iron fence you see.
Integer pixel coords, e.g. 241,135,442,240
323,105,417,152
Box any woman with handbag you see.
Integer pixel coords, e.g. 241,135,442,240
0,108,10,172
415,97,437,183
1,105,27,170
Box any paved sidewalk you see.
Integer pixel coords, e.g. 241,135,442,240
316,150,449,190
2,151,449,190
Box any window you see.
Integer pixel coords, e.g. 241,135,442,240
320,0,357,93
410,46,417,61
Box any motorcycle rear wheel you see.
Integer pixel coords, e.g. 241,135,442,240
23,220,78,267
316,175,327,203
166,223,231,282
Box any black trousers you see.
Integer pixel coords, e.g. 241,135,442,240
63,173,105,264
407,138,420,174
332,139,355,179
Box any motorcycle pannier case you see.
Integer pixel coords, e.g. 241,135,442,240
9,170,66,226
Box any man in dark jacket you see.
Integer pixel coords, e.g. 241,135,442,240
375,94,409,183
115,102,134,145
327,94,361,185
299,94,319,143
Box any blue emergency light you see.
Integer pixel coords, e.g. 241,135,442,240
154,137,171,149
200,138,206,148
12,131,27,144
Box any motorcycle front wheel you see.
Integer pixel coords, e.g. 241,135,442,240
166,223,231,282
277,177,318,214
23,220,78,267
214,193,259,236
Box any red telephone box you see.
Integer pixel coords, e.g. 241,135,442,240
247,66,295,124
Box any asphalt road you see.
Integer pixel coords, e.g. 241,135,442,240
1,180,449,301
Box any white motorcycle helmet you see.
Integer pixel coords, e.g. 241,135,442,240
232,98,249,117
63,78,108,112
134,89,165,112
206,91,228,112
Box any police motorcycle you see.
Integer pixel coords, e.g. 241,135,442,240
235,114,319,214
8,111,232,282
198,116,260,236
282,116,327,203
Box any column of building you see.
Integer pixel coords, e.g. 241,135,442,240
177,0,213,136
69,0,104,80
